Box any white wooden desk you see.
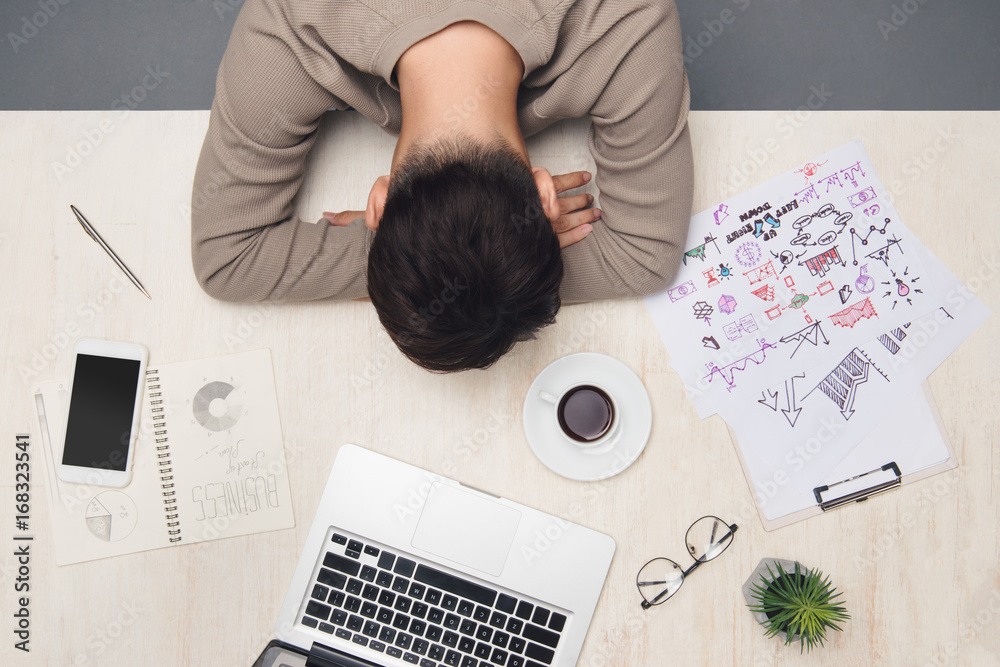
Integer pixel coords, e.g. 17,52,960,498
1,110,998,666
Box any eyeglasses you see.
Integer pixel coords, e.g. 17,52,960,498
636,515,738,609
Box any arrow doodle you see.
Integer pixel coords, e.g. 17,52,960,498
781,374,806,427
758,389,778,412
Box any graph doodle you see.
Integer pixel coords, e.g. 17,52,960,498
865,236,904,266
703,339,777,389
878,332,901,354
840,161,866,187
848,187,877,208
817,172,842,193
806,347,888,420
722,315,759,341
735,240,762,267
714,203,729,225
795,183,820,205
702,336,720,350
855,264,875,292
829,297,878,328
838,285,853,303
667,280,697,302
682,234,720,265
751,284,775,301
703,267,720,288
881,266,922,309
743,260,777,284
692,300,714,321
779,321,829,358
849,217,890,264
718,294,738,314
799,246,845,278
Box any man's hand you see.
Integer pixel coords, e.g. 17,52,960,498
547,170,601,249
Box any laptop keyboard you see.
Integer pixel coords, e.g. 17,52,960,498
299,530,569,667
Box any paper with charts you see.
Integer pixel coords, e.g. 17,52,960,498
32,348,294,565
645,140,960,418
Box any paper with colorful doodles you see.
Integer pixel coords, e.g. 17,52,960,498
646,140,948,418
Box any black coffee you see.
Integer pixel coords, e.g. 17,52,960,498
557,385,614,442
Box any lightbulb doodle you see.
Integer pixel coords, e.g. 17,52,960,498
881,266,922,309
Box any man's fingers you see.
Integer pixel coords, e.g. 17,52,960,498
558,193,593,215
557,223,593,249
550,170,591,194
553,207,602,234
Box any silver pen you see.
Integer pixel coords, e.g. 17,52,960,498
70,204,151,299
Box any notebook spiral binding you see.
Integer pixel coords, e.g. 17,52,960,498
147,369,181,543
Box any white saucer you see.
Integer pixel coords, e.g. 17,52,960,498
523,352,652,481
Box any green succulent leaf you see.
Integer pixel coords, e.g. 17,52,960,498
747,562,851,653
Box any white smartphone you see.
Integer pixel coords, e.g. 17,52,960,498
57,338,148,487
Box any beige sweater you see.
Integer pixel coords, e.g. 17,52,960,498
191,0,693,303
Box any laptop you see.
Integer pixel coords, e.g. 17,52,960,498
253,444,615,667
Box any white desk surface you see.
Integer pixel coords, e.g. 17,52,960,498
1,110,998,666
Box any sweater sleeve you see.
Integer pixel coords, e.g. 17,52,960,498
557,2,693,304
191,0,372,302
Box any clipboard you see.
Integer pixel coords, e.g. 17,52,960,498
727,381,956,531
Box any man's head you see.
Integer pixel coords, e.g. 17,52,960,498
366,136,562,372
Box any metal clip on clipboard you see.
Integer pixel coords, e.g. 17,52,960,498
813,462,903,511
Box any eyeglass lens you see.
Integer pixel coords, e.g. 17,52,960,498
636,558,684,606
686,516,735,562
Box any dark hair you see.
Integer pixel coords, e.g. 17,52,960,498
367,137,562,372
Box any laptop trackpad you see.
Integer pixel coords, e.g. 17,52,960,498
411,483,521,577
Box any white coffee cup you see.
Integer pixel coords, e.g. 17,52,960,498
539,383,622,451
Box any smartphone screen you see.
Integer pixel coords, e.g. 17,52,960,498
62,353,142,471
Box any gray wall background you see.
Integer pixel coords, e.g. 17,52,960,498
1,0,998,111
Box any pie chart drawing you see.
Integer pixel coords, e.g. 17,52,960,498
85,491,138,542
192,381,243,432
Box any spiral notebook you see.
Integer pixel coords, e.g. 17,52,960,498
31,348,294,566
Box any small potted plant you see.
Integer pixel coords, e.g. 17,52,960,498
742,558,850,653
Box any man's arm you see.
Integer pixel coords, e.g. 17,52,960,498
191,0,372,302
558,2,694,303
